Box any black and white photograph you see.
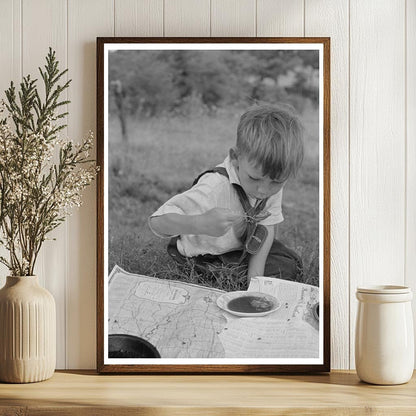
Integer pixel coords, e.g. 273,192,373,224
97,38,330,373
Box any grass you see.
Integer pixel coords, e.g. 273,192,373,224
108,105,320,288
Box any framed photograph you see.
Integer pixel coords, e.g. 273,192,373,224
97,37,330,373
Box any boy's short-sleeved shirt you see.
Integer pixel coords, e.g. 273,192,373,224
149,156,284,257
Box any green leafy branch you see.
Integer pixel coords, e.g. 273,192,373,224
0,48,97,276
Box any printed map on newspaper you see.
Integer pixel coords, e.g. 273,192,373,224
108,265,319,358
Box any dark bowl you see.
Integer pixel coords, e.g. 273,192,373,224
108,334,161,358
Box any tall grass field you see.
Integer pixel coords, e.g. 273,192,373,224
108,106,320,290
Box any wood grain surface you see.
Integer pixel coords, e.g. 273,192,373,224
165,0,210,37
67,0,114,370
115,0,163,37
22,0,68,369
0,371,415,415
349,0,406,369
257,0,304,37
211,0,256,37
305,0,350,371
406,0,416,367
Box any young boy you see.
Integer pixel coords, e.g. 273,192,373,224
149,104,304,285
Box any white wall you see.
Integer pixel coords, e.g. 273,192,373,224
0,0,414,370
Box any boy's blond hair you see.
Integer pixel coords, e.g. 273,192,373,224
236,104,304,181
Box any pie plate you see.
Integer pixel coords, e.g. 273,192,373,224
216,291,281,317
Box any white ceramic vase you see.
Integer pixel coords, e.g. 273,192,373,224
355,285,414,385
0,276,56,383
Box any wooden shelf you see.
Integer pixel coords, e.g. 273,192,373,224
0,370,415,415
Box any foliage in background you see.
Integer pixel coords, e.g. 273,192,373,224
109,50,319,118
108,108,320,288
108,49,320,289
0,48,97,276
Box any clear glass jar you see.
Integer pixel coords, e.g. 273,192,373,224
355,285,414,385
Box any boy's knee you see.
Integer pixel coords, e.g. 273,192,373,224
264,240,303,282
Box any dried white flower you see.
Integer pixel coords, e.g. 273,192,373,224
0,49,98,276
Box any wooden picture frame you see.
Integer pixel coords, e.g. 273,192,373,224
97,37,330,374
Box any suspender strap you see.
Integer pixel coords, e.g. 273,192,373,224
192,167,229,186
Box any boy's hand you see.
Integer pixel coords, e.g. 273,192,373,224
232,216,246,239
199,208,242,237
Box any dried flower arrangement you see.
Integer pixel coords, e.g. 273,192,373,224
0,48,97,276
